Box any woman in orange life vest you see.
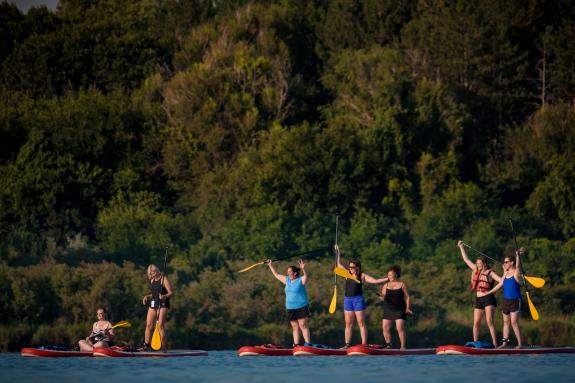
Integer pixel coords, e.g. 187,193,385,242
457,240,502,347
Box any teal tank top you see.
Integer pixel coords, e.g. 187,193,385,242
285,276,308,309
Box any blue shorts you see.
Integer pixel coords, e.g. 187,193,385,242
344,295,366,311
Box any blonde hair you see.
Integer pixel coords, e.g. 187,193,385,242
147,264,161,279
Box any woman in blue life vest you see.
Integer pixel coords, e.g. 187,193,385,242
457,240,502,347
267,259,311,347
380,265,412,349
482,247,525,348
142,264,173,351
335,245,388,348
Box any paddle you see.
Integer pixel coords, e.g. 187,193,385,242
334,266,361,283
151,247,168,351
238,248,329,273
508,218,540,321
111,321,131,329
329,215,339,314
461,243,545,288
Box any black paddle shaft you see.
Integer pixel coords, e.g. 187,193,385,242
268,247,329,263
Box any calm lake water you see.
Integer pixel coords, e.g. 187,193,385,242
3,351,575,383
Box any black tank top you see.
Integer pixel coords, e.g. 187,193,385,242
383,286,406,311
345,276,363,297
150,278,169,306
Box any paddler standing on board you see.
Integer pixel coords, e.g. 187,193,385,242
267,259,312,347
457,240,502,347
335,244,388,348
482,247,525,348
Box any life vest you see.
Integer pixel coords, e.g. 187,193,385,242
471,270,493,293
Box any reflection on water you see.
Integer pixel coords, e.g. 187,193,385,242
3,351,575,383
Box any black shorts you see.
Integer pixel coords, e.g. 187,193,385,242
286,305,311,321
474,294,496,309
502,298,521,315
149,298,170,309
382,303,407,320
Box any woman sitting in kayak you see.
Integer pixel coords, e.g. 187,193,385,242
142,263,173,351
78,308,114,351
457,240,502,347
380,265,412,349
335,244,388,348
267,259,312,347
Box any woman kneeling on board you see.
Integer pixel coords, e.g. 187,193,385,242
380,265,412,349
267,259,312,347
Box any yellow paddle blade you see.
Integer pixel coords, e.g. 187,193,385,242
111,321,131,329
329,285,337,314
334,266,360,283
238,262,265,273
151,322,162,350
526,292,539,321
525,275,545,288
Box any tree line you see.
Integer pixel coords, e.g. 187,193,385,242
0,0,574,350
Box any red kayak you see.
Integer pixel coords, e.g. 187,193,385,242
237,344,293,356
21,347,93,357
436,345,575,355
93,347,207,357
347,344,436,356
293,345,347,356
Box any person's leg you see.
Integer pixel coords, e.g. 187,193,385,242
93,341,109,349
382,319,393,346
158,307,169,351
290,320,300,345
485,305,498,347
396,319,406,350
356,310,367,344
298,317,311,344
344,310,355,345
144,308,157,346
78,339,92,352
510,311,522,348
472,308,484,342
498,313,511,348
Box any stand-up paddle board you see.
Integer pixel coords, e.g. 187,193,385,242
293,344,347,356
237,344,293,356
21,346,93,357
93,347,207,357
436,345,575,355
347,344,436,356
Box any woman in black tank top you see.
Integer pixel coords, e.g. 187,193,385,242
142,264,173,351
380,265,412,349
335,245,388,347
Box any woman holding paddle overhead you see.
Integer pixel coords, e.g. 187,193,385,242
483,247,525,348
381,265,412,349
335,245,388,348
78,308,114,351
267,259,312,347
142,263,173,351
457,240,502,347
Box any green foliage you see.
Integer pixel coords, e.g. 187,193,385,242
1,0,575,350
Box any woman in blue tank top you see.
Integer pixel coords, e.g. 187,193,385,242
482,247,524,348
267,259,311,347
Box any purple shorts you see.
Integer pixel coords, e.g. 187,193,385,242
344,295,366,311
